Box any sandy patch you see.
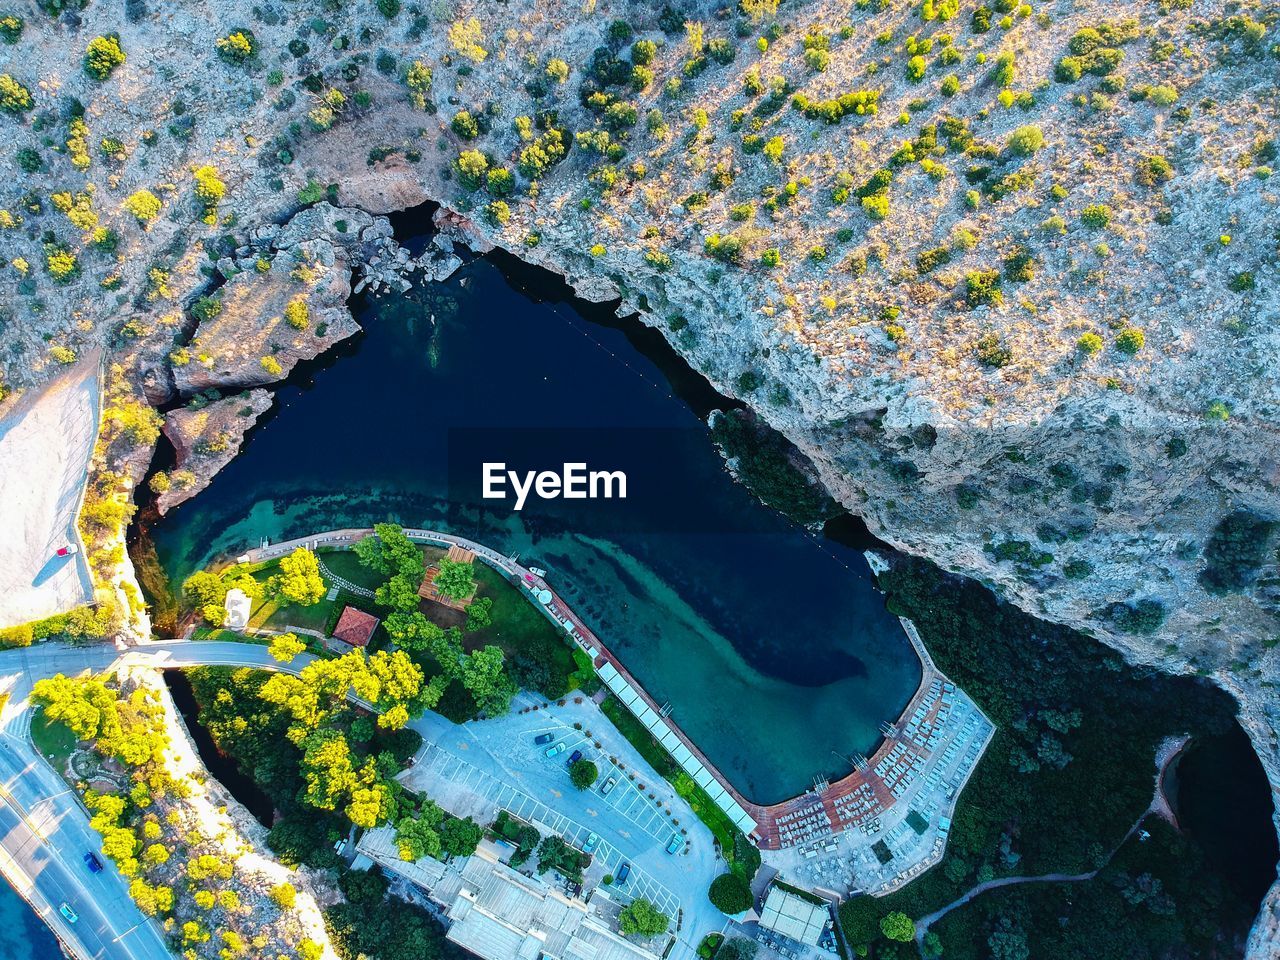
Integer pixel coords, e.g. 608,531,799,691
0,355,100,629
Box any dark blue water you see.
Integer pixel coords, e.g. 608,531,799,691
0,886,62,960
147,256,919,803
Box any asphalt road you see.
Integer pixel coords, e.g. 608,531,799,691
0,638,317,960
0,648,173,960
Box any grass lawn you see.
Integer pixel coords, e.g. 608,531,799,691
242,554,382,639
30,706,77,773
422,561,578,693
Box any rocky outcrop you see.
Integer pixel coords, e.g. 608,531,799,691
156,389,273,515
172,238,359,397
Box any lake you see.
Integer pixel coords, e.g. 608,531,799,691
144,248,920,804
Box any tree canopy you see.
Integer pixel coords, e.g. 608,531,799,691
272,548,325,606
434,557,476,601
619,899,670,938
707,873,753,915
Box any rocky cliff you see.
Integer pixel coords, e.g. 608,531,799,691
0,0,1275,947
156,388,273,514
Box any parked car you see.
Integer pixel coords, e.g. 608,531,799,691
665,834,682,854
534,733,555,745
615,862,631,883
545,741,567,759
567,750,583,766
600,776,617,795
56,544,77,557
583,832,599,854
333,838,347,856
82,852,103,874
59,903,78,924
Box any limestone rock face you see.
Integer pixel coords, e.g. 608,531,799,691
171,242,357,396
156,389,273,515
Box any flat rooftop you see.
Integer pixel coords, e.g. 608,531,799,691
758,886,829,946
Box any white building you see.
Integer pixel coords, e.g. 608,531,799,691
356,832,666,960
223,588,251,630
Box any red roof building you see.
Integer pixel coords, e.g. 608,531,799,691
332,606,379,648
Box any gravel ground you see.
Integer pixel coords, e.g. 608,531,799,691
0,356,99,629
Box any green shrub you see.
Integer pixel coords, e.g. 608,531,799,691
485,200,510,225
16,146,40,173
941,74,960,96
84,34,126,80
1080,203,1112,228
906,55,927,82
451,110,479,139
1006,124,1043,156
1003,247,1035,281
486,167,514,197
861,194,889,220
0,73,33,114
456,149,489,189
1199,511,1277,594
1136,155,1173,187
792,89,881,123
1076,332,1103,355
284,299,309,330
974,331,1011,366
124,189,162,224
1114,328,1145,355
1106,599,1166,635
215,29,256,65
0,14,22,44
966,270,1003,308
916,246,951,273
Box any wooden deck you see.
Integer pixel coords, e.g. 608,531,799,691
417,545,478,611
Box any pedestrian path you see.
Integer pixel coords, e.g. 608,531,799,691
317,559,375,599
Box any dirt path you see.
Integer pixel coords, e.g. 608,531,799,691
916,808,1157,952
0,354,100,629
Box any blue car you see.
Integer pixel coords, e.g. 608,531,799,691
567,750,583,766
534,733,555,745
82,852,103,874
616,862,631,883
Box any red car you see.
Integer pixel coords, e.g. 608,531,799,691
56,544,77,558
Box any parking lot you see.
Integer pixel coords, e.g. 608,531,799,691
400,690,735,936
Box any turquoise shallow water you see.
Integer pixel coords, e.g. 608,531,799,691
146,256,920,804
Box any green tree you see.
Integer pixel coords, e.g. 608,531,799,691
619,899,670,937
569,759,599,790
707,872,753,914
440,816,483,857
880,912,915,943
434,558,476,601
465,596,493,632
460,646,516,716
395,803,443,860
273,548,325,606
